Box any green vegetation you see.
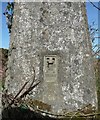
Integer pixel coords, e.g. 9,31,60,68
2,107,100,120
3,2,14,33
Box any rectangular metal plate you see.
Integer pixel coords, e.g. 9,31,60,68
44,55,58,82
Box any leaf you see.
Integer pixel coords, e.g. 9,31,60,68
6,5,11,11
20,104,28,109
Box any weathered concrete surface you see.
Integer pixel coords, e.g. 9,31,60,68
5,2,97,114
0,49,8,89
0,48,8,120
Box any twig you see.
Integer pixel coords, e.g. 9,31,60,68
8,80,30,106
26,105,65,118
19,81,41,99
69,112,79,120
8,68,36,106
23,104,100,119
92,44,98,50
93,49,100,56
89,0,100,11
94,37,100,38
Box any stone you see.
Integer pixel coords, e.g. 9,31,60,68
0,48,8,119
5,2,97,114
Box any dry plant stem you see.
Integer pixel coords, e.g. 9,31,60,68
8,80,30,106
69,112,79,120
82,112,100,117
8,68,36,106
19,81,41,99
25,105,100,119
19,67,36,98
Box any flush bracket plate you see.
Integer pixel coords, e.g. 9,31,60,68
43,55,58,82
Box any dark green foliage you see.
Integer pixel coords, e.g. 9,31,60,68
2,107,57,120
2,107,100,120
3,2,14,33
6,2,14,12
